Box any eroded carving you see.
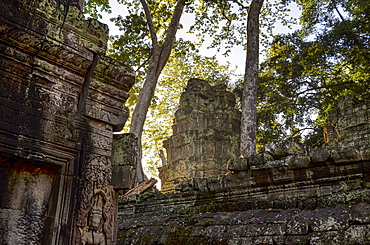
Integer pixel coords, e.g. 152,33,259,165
77,155,115,245
0,0,135,243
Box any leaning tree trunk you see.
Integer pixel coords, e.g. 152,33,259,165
129,0,186,185
129,49,161,184
240,0,264,157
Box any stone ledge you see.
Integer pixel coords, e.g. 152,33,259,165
118,143,370,219
117,204,370,245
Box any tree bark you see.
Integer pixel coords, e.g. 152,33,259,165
129,0,186,185
240,0,264,157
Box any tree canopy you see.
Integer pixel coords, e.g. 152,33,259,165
258,0,370,147
83,0,369,178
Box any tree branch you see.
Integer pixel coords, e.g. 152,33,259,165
286,126,316,141
295,80,368,96
140,0,158,48
230,0,248,10
136,53,152,72
156,0,186,75
331,0,351,33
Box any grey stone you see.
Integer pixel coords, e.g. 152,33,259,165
264,141,306,160
159,79,241,192
248,153,274,166
227,157,249,171
286,154,311,169
310,148,331,164
332,147,362,164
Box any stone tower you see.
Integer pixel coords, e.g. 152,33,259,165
159,79,241,192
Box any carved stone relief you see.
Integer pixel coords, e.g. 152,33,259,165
77,185,115,245
0,0,135,244
74,148,120,244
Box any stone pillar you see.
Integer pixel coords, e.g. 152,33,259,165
0,0,135,244
110,133,138,193
159,79,241,192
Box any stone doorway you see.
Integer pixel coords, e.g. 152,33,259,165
0,154,61,244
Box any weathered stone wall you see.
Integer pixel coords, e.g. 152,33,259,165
0,0,135,244
117,96,370,244
117,204,370,244
159,79,241,192
326,94,370,148
117,144,370,244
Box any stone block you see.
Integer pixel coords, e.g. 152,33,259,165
234,171,254,186
227,157,249,171
111,133,138,167
110,165,135,190
264,142,307,160
284,235,309,245
293,168,314,182
319,185,333,196
231,236,274,245
361,147,370,161
310,207,350,232
252,169,272,187
194,178,209,192
331,147,362,164
248,153,274,166
270,166,294,184
348,204,370,224
223,172,253,190
240,223,287,236
265,159,288,168
207,175,224,192
310,148,331,165
343,225,370,244
202,225,228,239
179,178,196,192
309,231,344,245
286,155,311,169
286,211,310,235
332,162,363,177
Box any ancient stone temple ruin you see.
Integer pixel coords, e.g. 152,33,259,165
159,79,241,192
1,0,370,244
116,95,370,244
0,0,136,244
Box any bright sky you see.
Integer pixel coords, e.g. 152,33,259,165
100,0,301,75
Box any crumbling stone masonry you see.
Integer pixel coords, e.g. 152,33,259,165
0,0,135,244
117,96,370,244
159,79,241,192
325,94,370,148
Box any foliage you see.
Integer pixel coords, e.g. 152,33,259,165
189,0,296,54
84,0,111,19
85,0,242,177
82,0,369,171
258,0,370,148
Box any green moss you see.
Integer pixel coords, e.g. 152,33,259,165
205,220,213,226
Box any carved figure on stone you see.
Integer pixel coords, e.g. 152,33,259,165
80,227,106,245
76,155,115,244
77,183,115,245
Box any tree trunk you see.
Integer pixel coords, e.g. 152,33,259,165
240,0,264,157
129,0,186,185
